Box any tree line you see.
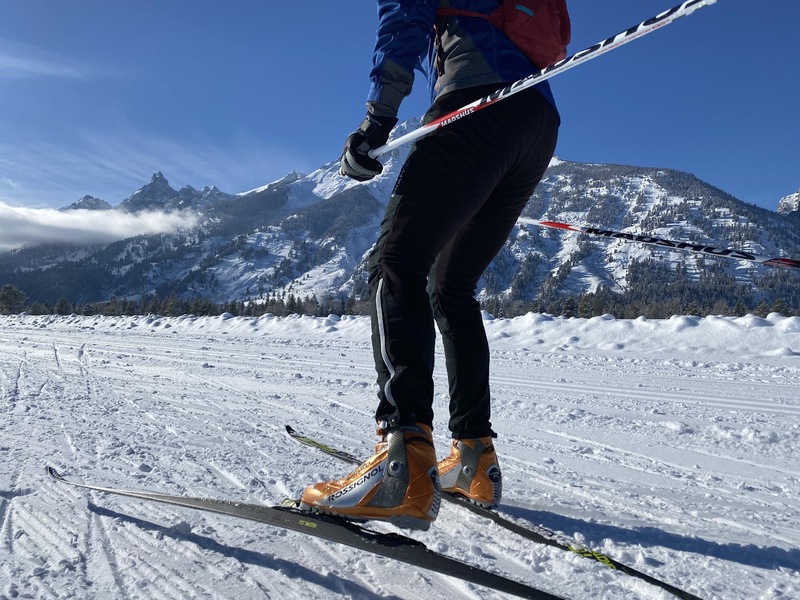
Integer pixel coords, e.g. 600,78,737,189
2,280,797,319
0,284,362,318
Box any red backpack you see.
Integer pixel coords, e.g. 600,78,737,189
437,0,571,69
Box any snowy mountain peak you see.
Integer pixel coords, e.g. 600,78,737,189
177,184,199,197
240,171,306,196
778,188,800,215
197,185,232,205
120,172,179,213
391,117,422,137
60,195,112,212
2,120,798,310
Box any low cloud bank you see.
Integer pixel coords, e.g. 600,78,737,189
0,202,198,251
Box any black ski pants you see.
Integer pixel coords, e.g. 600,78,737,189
368,84,559,439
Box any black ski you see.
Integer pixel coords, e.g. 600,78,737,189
285,425,704,600
47,466,565,600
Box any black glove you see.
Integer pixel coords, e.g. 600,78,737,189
339,113,398,181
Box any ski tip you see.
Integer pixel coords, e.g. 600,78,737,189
285,425,296,435
45,466,64,481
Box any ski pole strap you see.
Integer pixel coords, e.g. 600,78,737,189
519,218,800,270
370,0,718,158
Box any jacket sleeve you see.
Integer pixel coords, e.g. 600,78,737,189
366,0,438,118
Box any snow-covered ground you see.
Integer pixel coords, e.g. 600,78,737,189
1,312,798,600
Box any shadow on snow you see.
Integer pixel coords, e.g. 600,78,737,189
503,504,800,572
88,502,404,600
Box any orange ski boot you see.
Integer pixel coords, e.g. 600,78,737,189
299,423,441,531
437,437,502,508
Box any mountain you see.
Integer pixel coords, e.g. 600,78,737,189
60,195,112,212
117,171,180,213
116,172,240,214
778,188,800,216
1,120,798,313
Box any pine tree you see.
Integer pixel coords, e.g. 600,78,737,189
0,284,27,314
55,298,72,315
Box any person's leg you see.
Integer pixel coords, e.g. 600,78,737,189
301,84,520,526
302,86,558,522
431,89,559,439
433,89,559,506
367,84,516,428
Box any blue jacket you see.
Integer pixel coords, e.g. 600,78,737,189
367,0,557,118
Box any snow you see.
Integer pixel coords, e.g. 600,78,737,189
1,312,798,599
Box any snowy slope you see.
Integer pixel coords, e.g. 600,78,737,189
778,189,800,216
4,144,798,308
1,312,798,599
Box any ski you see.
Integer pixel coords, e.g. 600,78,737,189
285,425,704,600
519,218,800,271
46,466,564,600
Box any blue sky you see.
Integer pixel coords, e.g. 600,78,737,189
1,0,798,214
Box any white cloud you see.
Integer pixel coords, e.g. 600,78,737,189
0,38,97,80
0,53,87,79
0,202,198,252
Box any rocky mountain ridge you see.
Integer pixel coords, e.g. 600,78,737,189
1,120,798,313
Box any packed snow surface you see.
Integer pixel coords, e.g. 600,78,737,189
1,312,798,599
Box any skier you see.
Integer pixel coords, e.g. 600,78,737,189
301,0,564,530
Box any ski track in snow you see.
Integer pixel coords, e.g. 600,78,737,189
1,312,798,599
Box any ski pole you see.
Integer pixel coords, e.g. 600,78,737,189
519,218,800,271
370,0,718,158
